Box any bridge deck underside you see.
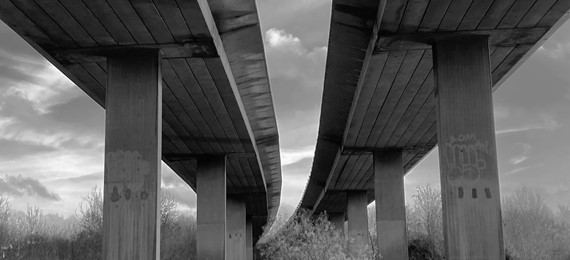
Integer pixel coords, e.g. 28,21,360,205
0,0,281,219
303,0,570,214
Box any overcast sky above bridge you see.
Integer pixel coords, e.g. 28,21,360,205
1,0,569,217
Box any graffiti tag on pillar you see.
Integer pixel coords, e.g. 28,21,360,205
444,134,488,186
105,150,150,201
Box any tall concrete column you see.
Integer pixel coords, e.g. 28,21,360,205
328,212,345,235
226,197,246,260
246,218,253,260
347,191,369,255
197,156,227,259
103,50,162,260
374,149,408,260
433,35,504,259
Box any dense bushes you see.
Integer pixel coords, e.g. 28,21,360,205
258,209,376,259
261,185,569,260
0,188,196,260
1,185,569,259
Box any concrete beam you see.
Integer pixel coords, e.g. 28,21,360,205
347,191,369,255
103,49,162,260
374,149,408,260
226,197,246,260
197,156,227,259
433,35,504,259
375,27,548,52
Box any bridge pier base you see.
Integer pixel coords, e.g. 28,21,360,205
103,50,162,260
374,149,408,260
246,218,253,260
433,35,505,259
347,191,369,256
226,197,246,260
197,156,227,259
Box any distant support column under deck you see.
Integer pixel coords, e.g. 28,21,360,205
374,149,408,260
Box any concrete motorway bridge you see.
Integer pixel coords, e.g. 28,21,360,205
296,0,570,259
0,0,281,259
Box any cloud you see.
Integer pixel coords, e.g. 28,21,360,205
258,0,331,48
496,114,560,135
0,139,55,159
0,175,60,200
281,146,315,166
508,143,531,165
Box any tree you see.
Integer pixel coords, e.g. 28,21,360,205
502,187,570,260
407,185,444,256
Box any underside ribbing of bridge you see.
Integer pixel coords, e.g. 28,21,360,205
434,35,504,259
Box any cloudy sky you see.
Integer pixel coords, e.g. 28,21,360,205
1,0,569,218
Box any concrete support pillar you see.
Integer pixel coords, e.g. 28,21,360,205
328,212,345,235
246,218,253,260
197,156,227,259
226,197,246,260
347,191,369,255
374,149,408,260
103,50,161,260
433,35,504,259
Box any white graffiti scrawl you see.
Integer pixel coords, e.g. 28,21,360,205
444,134,489,186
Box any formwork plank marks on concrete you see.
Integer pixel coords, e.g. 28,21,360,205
348,154,373,190
345,53,389,147
354,51,406,148
517,0,558,27
129,0,174,43
438,0,474,31
457,0,495,31
418,0,452,32
329,155,349,190
376,50,432,148
169,58,227,153
341,154,369,190
478,0,517,30
492,44,533,85
7,0,75,47
367,50,424,147
390,74,434,147
162,119,193,155
105,0,155,44
538,0,570,27
334,155,360,190
161,84,203,153
33,0,97,47
247,157,265,191
381,0,409,34
204,58,255,153
498,0,538,28
491,46,516,70
58,0,116,46
188,58,244,153
79,0,136,45
80,62,106,87
152,0,193,42
164,59,218,153
398,0,428,34
64,63,105,105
